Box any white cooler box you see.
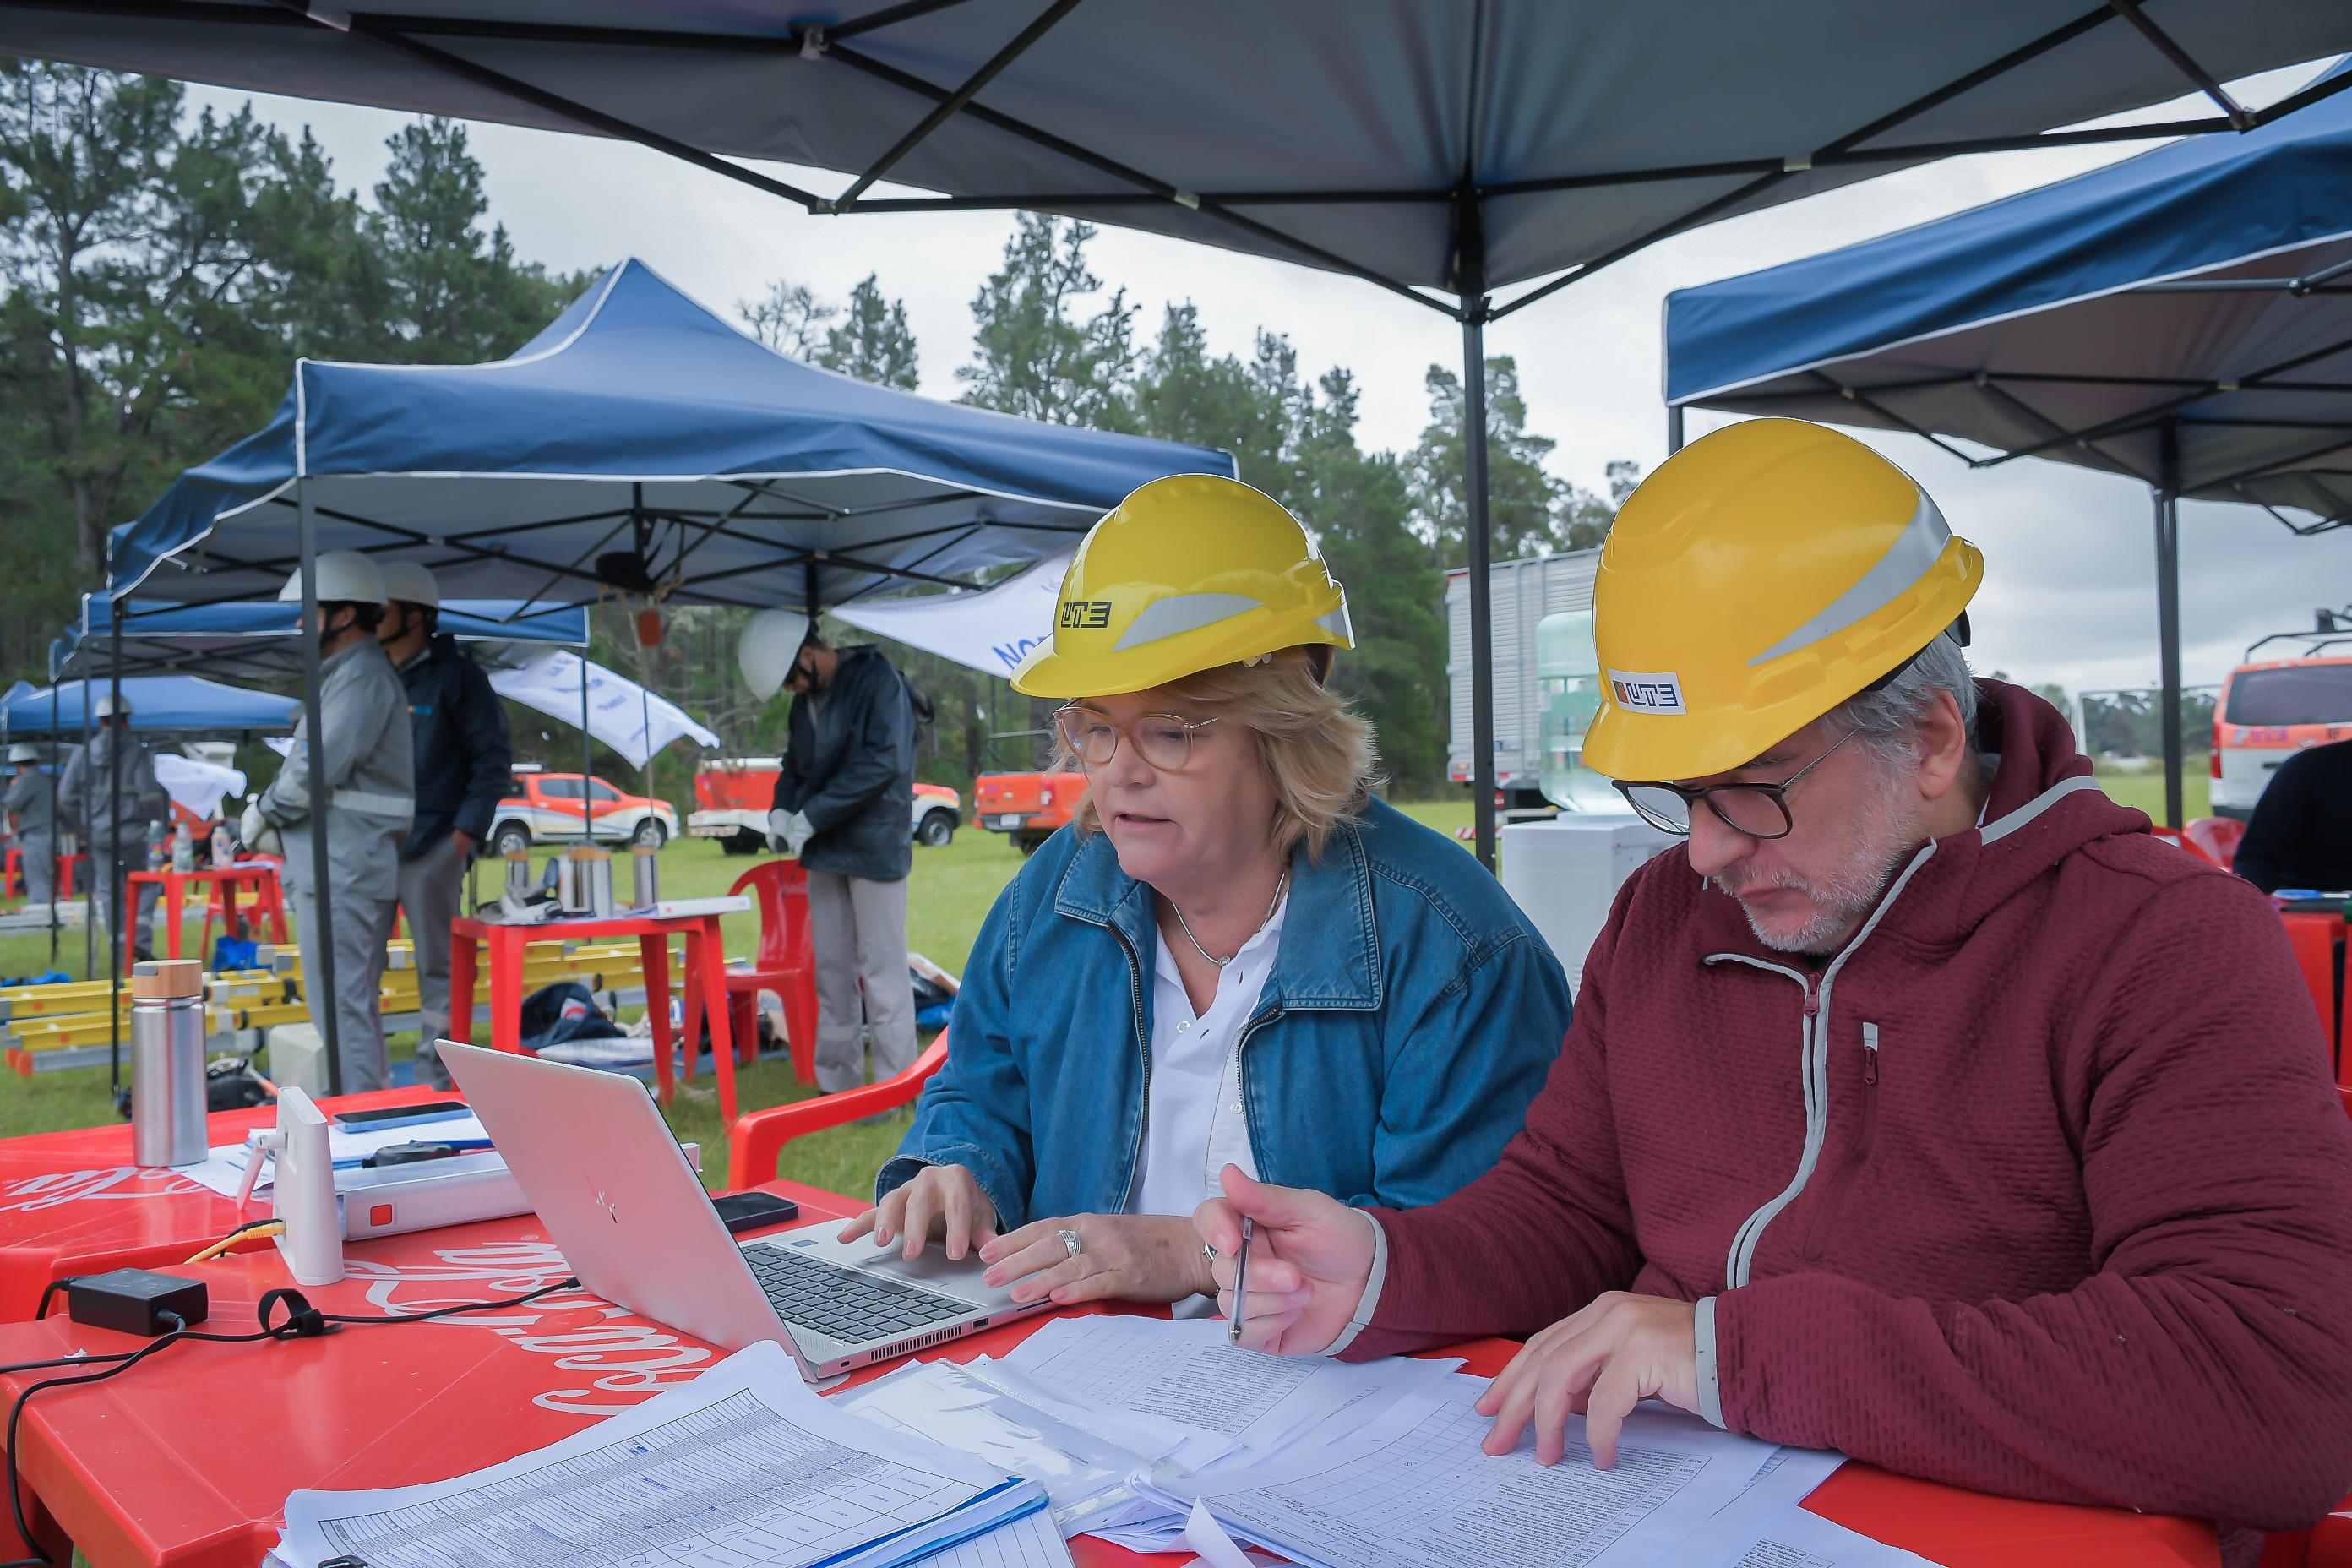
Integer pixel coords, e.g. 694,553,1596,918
1499,814,1678,993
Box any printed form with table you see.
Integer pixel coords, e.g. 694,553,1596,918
263,1309,1917,1568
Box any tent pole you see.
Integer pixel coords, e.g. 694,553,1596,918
46,683,58,970
1462,302,1498,873
2154,422,2186,830
297,478,346,1098
106,601,123,1093
79,678,90,982
1666,406,1686,455
580,642,593,833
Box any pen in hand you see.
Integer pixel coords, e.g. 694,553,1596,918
1227,1216,1254,1344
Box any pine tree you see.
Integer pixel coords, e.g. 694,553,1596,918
816,275,919,389
957,215,1137,429
1406,357,1562,567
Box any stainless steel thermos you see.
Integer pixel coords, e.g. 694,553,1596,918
131,959,207,1168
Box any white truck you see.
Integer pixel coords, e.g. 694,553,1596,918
1447,548,1602,812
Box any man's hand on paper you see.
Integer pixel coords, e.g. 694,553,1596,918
839,1162,998,1260
980,1213,1211,1306
1195,1166,1373,1353
1474,1292,1699,1469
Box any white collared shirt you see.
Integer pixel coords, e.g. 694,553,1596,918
1128,892,1286,1224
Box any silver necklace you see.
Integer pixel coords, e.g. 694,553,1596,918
1169,871,1288,968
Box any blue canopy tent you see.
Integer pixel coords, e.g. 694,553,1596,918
90,256,1229,1096
1664,60,2352,827
106,257,1233,611
52,595,590,683
0,677,295,738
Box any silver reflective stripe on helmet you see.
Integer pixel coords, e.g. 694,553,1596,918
1747,491,1952,667
1111,591,1261,652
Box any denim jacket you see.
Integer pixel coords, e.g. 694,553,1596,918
879,798,1572,1229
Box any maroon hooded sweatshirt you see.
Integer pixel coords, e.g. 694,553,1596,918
1353,683,2352,1563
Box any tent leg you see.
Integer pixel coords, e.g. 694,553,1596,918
2152,492,2186,831
79,681,90,983
580,644,593,836
46,686,57,971
1666,406,1686,455
297,478,346,1098
106,612,122,1095
1462,305,1498,873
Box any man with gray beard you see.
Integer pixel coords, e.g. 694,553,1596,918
1199,420,2352,1566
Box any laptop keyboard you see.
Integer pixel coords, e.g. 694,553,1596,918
742,1244,977,1344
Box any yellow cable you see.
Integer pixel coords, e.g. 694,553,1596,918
182,1221,283,1265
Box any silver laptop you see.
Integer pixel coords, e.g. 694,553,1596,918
438,1041,1048,1380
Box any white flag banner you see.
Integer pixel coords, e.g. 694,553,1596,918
830,549,1072,680
490,651,720,769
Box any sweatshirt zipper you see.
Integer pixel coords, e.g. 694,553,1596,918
1862,1021,1880,1086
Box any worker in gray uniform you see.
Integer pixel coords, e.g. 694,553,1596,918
379,560,511,1088
57,692,164,960
242,551,415,1092
5,743,56,910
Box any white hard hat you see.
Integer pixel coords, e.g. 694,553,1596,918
93,690,133,721
378,559,440,609
738,609,811,701
6,743,37,764
278,550,387,607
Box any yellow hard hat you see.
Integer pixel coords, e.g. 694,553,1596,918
1011,475,1353,698
1581,419,1982,782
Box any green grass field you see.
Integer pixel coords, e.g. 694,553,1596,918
0,768,2204,1199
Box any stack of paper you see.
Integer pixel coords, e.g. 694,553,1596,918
264,1343,1051,1568
857,1315,1935,1568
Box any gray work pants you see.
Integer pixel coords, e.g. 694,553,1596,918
91,847,160,959
15,836,52,909
806,869,917,1094
283,822,401,1094
396,831,467,1090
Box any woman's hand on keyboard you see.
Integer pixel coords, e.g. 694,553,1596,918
839,1162,997,1261
978,1214,1215,1306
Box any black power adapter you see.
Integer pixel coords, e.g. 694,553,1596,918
64,1269,209,1337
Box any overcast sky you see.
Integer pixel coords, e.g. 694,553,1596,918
188,61,2344,700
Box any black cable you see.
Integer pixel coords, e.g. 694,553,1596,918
0,1276,582,1566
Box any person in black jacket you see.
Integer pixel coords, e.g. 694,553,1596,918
746,612,918,1092
380,562,514,1086
2235,738,2352,895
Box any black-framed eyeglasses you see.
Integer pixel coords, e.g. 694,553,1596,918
1054,705,1222,771
1612,728,1860,840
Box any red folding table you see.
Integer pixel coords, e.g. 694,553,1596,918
0,1182,2220,1568
445,910,740,1121
119,864,288,972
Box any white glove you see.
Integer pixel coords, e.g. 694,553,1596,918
765,808,814,859
238,802,282,858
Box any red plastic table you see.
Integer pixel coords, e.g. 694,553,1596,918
120,865,288,972
0,1183,2220,1568
0,1086,443,1324
446,911,739,1121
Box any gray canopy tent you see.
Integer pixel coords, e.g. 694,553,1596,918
10,3,2352,867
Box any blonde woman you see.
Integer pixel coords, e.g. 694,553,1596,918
840,476,1571,1309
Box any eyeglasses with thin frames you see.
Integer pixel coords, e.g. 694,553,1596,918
1054,705,1222,772
1612,728,1860,840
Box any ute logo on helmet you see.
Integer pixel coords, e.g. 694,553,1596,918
1609,670,1687,716
1059,601,1114,630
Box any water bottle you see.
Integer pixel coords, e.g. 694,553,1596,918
130,959,208,1168
210,825,231,868
145,818,166,871
172,820,195,873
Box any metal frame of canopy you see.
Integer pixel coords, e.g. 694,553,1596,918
18,0,2352,865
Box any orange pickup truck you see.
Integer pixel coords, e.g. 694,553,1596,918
972,770,1087,856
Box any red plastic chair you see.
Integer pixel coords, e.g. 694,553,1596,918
726,860,821,1086
2183,816,2247,871
727,1029,950,1190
